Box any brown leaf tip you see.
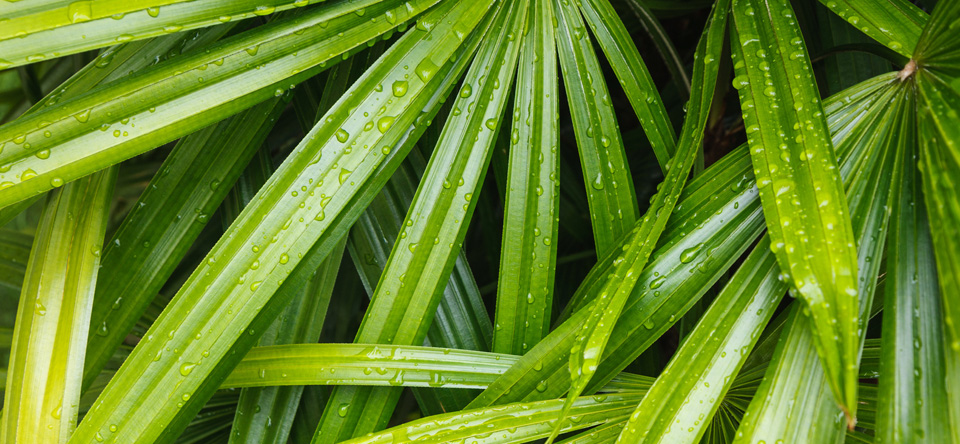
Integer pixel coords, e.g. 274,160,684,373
841,405,857,431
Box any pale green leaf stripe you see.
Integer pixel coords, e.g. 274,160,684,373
732,76,905,444
223,344,654,391
817,0,928,58
577,0,677,168
617,239,784,443
1,168,115,443
467,65,897,415
493,0,559,356
83,97,288,393
68,0,487,439
554,0,638,257
877,96,954,442
342,393,643,444
0,0,428,208
226,151,346,444
0,0,331,69
226,344,511,389
554,0,728,437
313,0,520,439
731,0,862,422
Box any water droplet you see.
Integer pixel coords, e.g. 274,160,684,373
335,128,349,143
68,1,93,23
179,362,196,376
74,109,92,123
339,168,352,184
254,5,276,15
536,380,548,392
415,58,439,82
377,116,395,133
392,80,408,97
679,243,704,264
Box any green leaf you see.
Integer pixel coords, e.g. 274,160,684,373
914,0,960,76
576,0,678,169
467,61,899,421
312,0,522,439
876,91,954,442
0,0,434,208
68,0,491,439
493,0,559,356
732,75,906,444
225,151,347,444
550,0,728,438
224,344,650,391
340,392,646,444
621,0,691,100
913,2,960,432
0,0,337,69
83,96,288,393
1,167,115,443
616,239,785,443
554,0,639,256
468,143,761,411
228,241,344,444
225,344,516,389
817,0,928,58
348,147,494,414
731,0,863,423
913,2,960,361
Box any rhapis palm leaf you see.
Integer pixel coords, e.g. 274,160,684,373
733,74,906,444
731,0,862,424
1,168,115,443
554,0,639,256
0,0,323,69
493,0,559,356
1,0,957,441
69,0,492,439
0,0,431,207
876,94,953,442
553,0,727,438
314,0,520,439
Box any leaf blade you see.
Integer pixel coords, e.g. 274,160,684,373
493,0,560,356
731,0,862,422
1,168,115,443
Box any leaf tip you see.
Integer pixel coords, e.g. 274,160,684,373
841,406,857,431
